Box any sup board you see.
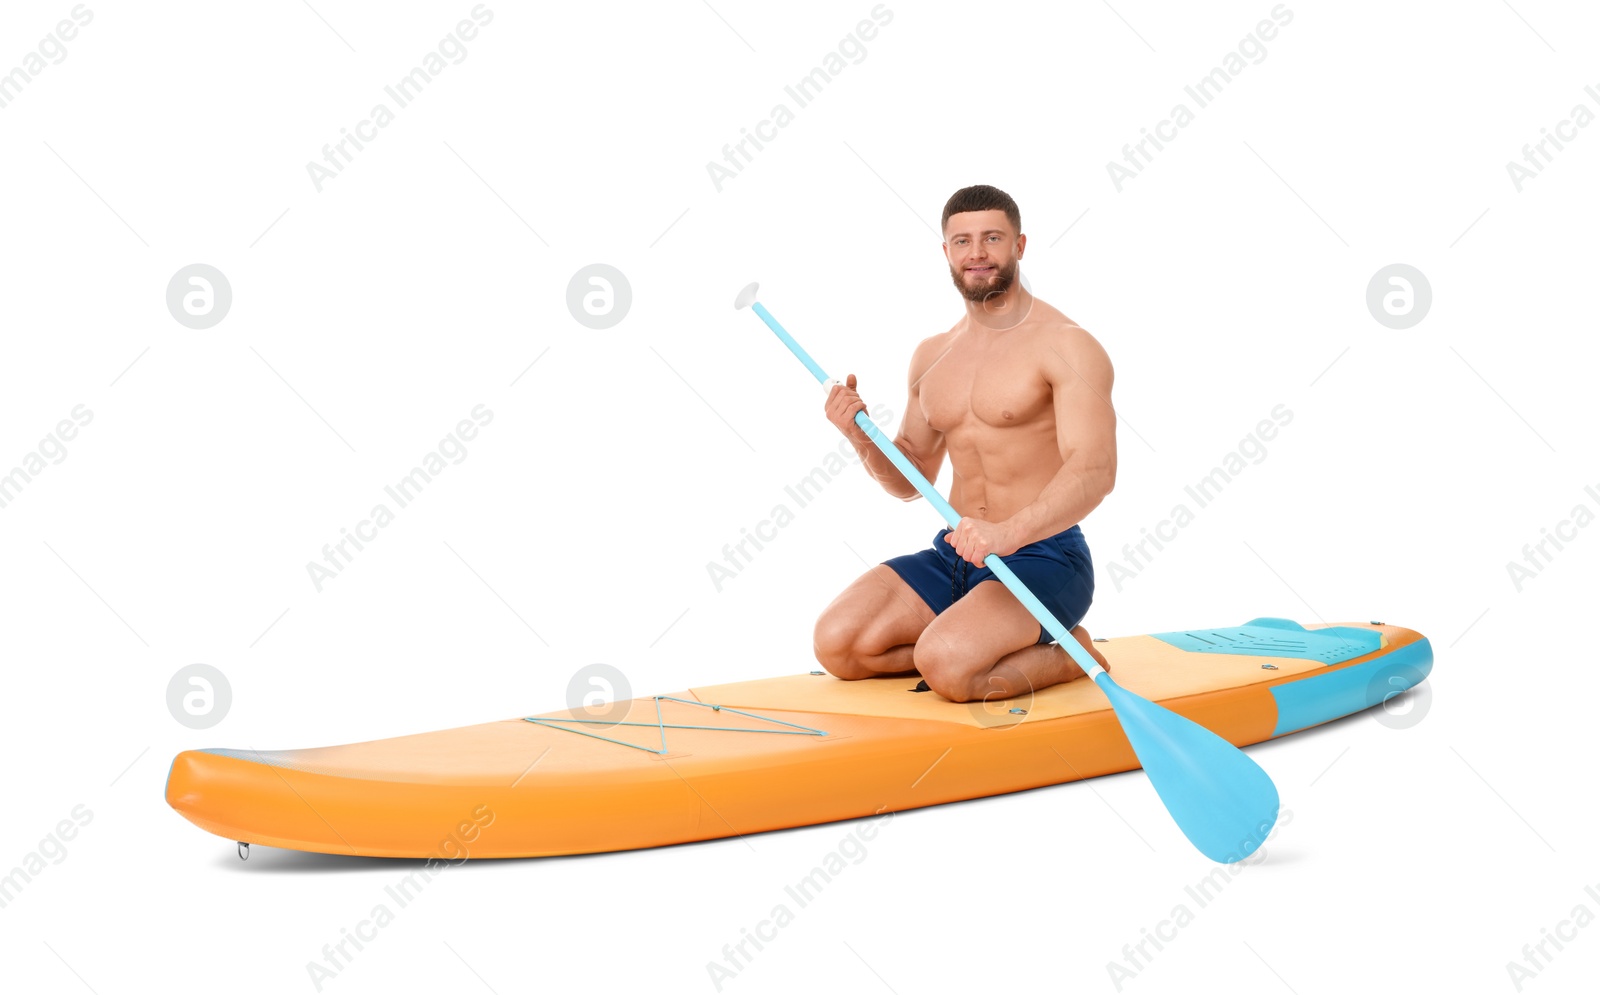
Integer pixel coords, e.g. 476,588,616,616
165,618,1431,859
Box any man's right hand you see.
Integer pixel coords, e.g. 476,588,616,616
825,373,869,442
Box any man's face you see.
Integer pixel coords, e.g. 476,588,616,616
943,209,1021,303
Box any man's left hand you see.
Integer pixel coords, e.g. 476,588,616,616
944,517,1021,567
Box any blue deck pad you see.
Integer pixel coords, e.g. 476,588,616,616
1152,617,1383,666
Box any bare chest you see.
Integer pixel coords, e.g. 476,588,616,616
919,337,1051,434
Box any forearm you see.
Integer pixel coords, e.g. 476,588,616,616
1002,463,1114,548
849,429,922,499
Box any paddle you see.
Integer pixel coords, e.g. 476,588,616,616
734,282,1281,862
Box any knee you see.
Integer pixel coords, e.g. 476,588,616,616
912,637,977,702
812,614,871,680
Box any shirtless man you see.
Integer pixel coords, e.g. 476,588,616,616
812,184,1116,704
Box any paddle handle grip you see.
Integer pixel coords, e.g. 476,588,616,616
748,300,1106,681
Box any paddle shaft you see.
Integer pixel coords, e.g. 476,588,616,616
750,301,1108,683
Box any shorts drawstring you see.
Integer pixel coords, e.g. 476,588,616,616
951,551,968,603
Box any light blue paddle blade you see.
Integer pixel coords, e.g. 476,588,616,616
1096,674,1280,862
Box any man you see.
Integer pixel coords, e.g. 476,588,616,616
812,184,1116,704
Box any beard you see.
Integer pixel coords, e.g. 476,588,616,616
949,256,1018,303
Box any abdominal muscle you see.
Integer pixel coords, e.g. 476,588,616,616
941,416,1063,528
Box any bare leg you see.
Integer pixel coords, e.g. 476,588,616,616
978,625,1110,698
914,582,1105,702
999,624,1108,680
813,564,935,679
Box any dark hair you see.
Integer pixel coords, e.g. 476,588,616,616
941,185,1021,237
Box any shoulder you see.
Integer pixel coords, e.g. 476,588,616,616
1030,310,1112,385
907,328,958,385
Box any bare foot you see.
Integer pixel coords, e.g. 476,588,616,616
1065,625,1109,679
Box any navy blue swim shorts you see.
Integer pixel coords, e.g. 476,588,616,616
882,524,1095,645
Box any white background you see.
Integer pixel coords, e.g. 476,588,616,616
2,1,1596,992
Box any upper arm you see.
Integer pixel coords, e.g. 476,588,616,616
1042,324,1117,491
894,335,949,484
